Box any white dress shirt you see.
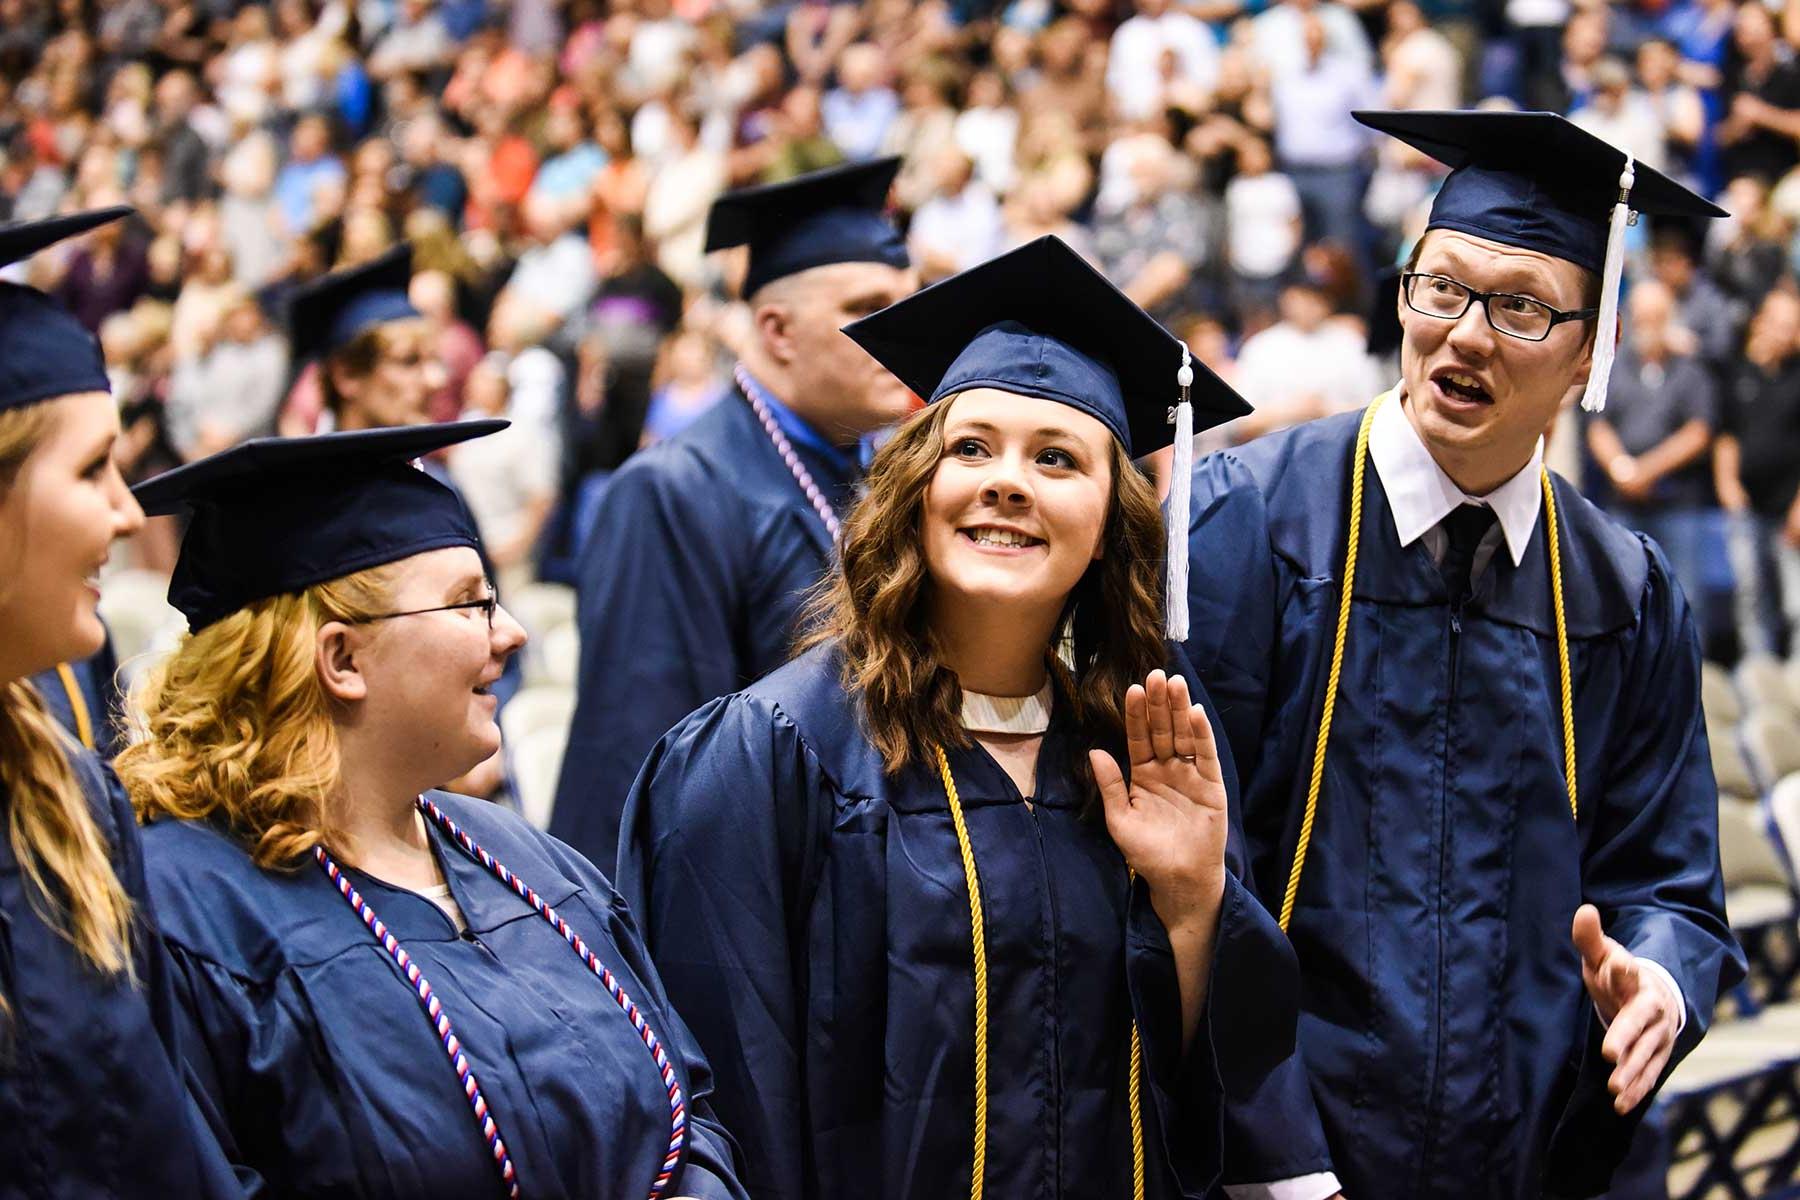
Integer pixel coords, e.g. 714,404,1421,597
1223,392,1686,1200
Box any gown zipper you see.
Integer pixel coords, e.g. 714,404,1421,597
1419,596,1466,1189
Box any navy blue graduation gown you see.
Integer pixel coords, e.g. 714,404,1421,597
552,382,855,867
140,790,745,1200
1182,409,1745,1199
0,747,237,1199
616,641,1298,1200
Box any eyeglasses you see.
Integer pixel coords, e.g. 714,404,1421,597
1401,272,1598,343
358,588,498,631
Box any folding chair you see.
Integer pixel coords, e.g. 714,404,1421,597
1705,660,1745,728
1714,725,1762,801
1658,1004,1800,1200
1720,795,1800,1005
509,724,570,833
506,581,578,642
1743,709,1800,794
499,685,575,752
1739,655,1800,721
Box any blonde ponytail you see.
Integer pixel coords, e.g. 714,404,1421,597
0,401,134,981
0,679,134,977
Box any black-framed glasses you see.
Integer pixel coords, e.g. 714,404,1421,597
358,588,498,630
1401,272,1598,342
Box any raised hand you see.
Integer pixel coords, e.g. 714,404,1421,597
1091,670,1228,941
1572,904,1681,1114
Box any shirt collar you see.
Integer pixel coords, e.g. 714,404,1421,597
738,367,858,477
1368,386,1543,568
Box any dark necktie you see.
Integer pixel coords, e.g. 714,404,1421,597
1439,503,1497,607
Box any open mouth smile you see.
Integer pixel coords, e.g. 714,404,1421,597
959,525,1046,552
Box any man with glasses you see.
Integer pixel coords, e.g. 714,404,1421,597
1182,110,1743,1200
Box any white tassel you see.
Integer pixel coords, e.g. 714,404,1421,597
1581,155,1635,415
1165,347,1195,642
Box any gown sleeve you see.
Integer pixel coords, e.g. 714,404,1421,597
1181,454,1342,1187
89,761,249,1200
1542,538,1747,1196
1130,652,1299,1196
615,694,829,1200
552,457,749,867
157,935,274,1198
535,832,750,1200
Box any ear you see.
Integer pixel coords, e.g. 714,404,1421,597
754,300,798,367
1567,322,1600,393
315,621,368,704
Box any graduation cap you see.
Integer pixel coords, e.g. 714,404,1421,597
286,244,421,365
704,158,909,298
842,235,1253,640
1354,109,1727,412
134,421,504,632
0,207,133,412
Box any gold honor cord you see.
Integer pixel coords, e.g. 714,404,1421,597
54,662,95,750
1543,471,1578,820
933,746,1148,1200
1279,395,1577,935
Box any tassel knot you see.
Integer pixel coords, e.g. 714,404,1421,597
1581,155,1635,415
1165,346,1195,641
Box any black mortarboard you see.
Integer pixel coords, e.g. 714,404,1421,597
0,207,133,411
841,235,1248,457
286,244,421,364
1355,109,1723,273
1354,109,1728,411
843,235,1252,639
704,158,909,298
135,422,503,632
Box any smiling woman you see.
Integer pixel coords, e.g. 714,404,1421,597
804,389,1166,780
116,423,747,1200
617,236,1298,1200
0,207,244,1198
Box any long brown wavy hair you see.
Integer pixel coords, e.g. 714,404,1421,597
802,398,1169,790
118,565,399,868
0,401,135,983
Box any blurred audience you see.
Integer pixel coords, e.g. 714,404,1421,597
5,0,1798,670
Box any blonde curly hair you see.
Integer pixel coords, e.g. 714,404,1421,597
118,565,398,868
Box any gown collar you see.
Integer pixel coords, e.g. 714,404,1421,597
960,679,1055,735
737,367,859,478
1370,388,1543,568
340,797,582,940
915,677,1085,812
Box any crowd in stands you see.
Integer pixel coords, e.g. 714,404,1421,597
5,0,1800,660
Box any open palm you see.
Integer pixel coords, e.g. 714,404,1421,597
1092,670,1229,936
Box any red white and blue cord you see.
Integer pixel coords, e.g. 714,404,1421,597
314,797,688,1200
